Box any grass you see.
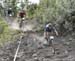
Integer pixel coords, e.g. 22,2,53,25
0,17,20,46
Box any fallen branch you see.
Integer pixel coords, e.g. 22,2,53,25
13,36,23,61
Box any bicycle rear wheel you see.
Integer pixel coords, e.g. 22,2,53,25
48,39,53,46
19,21,23,28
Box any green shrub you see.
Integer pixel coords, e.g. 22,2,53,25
0,18,18,46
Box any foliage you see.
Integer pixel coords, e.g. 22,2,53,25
33,0,73,20
0,18,18,46
27,4,39,19
22,0,75,35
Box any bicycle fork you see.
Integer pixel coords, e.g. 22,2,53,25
48,37,55,54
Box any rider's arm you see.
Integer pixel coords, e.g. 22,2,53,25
44,27,47,39
24,12,26,17
17,12,20,18
44,32,46,38
17,13,19,18
53,27,58,36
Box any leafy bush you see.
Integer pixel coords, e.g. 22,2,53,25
0,18,18,46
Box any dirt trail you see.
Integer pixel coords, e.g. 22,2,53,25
4,17,37,32
0,32,75,61
0,17,75,61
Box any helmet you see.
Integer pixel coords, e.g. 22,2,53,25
46,23,52,27
48,23,52,27
48,23,52,26
9,8,12,10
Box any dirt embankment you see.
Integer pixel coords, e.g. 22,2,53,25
0,32,75,61
1,17,74,61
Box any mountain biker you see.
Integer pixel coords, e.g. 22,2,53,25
18,10,26,19
18,10,26,28
8,8,12,16
44,23,58,41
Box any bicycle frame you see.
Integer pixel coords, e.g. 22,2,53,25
19,17,25,28
48,36,54,46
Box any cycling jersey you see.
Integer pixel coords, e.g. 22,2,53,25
8,9,12,15
19,12,26,18
44,24,54,32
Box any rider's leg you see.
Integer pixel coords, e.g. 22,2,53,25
47,32,54,46
44,32,50,41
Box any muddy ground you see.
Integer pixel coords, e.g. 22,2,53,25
0,32,75,61
0,17,75,61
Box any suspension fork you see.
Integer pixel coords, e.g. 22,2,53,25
49,36,55,54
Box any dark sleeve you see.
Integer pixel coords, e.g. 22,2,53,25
53,27,56,32
44,27,46,31
44,27,50,32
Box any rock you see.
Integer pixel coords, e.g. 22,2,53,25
43,58,52,61
56,51,61,55
61,39,66,42
69,38,73,41
54,59,63,61
64,50,68,54
67,46,73,52
55,48,60,51
68,49,72,52
43,40,47,45
32,54,37,57
63,42,70,46
32,54,39,61
37,46,44,49
33,57,39,61
44,55,54,58
56,53,68,58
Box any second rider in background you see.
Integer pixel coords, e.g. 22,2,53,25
18,10,26,28
18,10,26,19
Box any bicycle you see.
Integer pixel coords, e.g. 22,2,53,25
19,17,25,28
47,36,54,46
44,35,55,54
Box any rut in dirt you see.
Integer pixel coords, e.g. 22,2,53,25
0,32,75,61
1,17,75,61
